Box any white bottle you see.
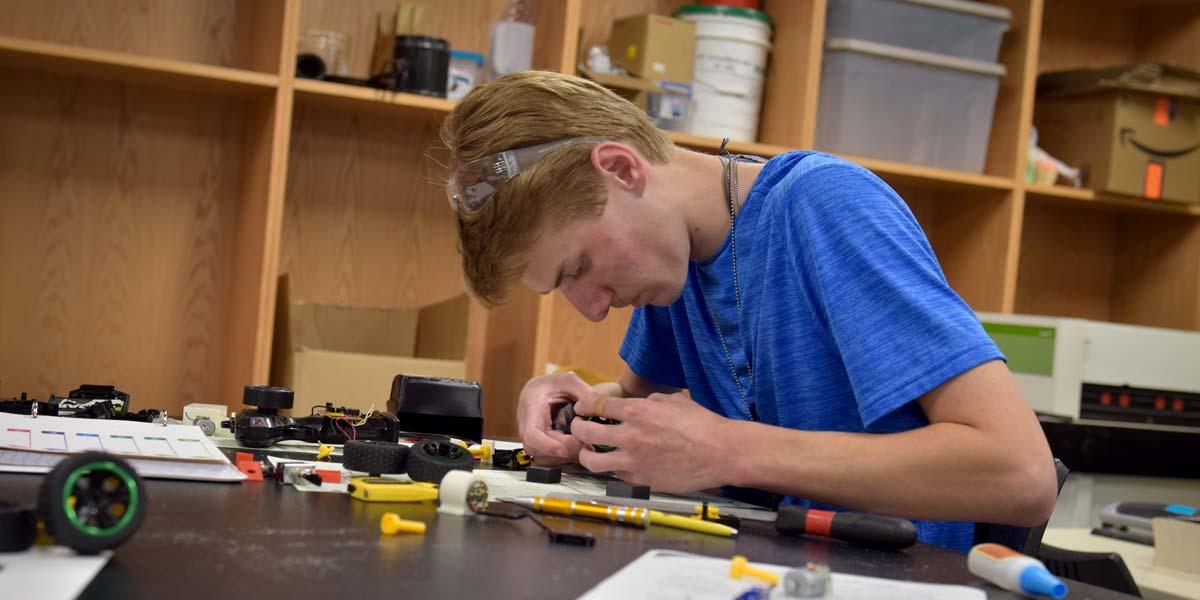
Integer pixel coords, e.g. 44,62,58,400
486,0,535,81
968,543,1068,599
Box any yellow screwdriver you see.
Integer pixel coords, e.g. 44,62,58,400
500,496,650,528
501,497,738,537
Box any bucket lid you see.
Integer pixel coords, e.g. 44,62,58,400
674,4,775,29
826,38,1006,77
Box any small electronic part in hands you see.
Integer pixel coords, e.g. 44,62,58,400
551,401,618,452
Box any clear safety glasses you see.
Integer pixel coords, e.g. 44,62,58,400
446,136,605,213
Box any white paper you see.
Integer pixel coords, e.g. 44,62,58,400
579,550,986,600
0,546,110,600
0,413,245,482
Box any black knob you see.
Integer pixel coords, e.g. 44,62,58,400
242,385,294,410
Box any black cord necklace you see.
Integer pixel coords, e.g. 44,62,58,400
710,139,766,421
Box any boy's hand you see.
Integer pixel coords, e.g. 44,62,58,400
570,392,739,493
516,372,591,464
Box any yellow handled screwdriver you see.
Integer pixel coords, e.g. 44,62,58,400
500,496,649,528
501,497,738,537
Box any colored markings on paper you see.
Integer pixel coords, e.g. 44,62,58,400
72,432,104,451
141,436,176,456
4,428,33,448
104,434,140,454
171,438,210,459
38,430,68,451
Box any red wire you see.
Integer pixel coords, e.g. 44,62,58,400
333,418,351,442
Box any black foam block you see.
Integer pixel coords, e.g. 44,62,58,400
606,480,650,499
526,465,562,484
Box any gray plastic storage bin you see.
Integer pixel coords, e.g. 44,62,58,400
826,0,1011,62
815,38,1006,173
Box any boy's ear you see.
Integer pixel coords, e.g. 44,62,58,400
592,142,647,195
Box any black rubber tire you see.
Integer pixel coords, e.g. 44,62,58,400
0,501,37,552
38,452,146,555
406,440,474,483
342,440,409,475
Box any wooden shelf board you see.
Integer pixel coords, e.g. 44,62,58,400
293,78,455,117
665,131,1015,193
0,35,277,96
664,131,793,158
1025,184,1200,217
843,154,1015,193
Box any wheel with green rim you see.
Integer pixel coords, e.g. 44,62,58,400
38,452,146,554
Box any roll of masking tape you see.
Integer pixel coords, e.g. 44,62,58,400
438,470,489,516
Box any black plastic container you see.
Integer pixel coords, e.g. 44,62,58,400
389,35,450,97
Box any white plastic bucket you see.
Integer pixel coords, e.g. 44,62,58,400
676,6,773,142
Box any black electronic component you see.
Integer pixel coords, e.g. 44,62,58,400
547,530,595,546
493,448,531,471
229,386,401,448
406,440,474,483
0,392,57,417
526,465,562,484
53,385,130,417
389,375,484,442
606,481,650,500
0,501,37,552
38,452,147,554
342,440,409,475
551,402,618,452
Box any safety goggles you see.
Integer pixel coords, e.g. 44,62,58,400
447,136,606,213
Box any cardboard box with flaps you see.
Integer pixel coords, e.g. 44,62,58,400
270,276,468,416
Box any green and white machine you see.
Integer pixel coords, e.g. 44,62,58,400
977,313,1200,432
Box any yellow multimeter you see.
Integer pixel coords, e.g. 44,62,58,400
347,477,439,503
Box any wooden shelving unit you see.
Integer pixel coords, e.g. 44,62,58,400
1,0,1197,436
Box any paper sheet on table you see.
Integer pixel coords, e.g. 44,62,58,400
580,550,986,600
0,413,244,482
0,546,110,600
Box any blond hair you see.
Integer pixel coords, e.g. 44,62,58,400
440,71,674,306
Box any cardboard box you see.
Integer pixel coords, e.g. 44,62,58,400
1035,64,1200,204
608,14,696,83
579,67,691,131
270,277,468,415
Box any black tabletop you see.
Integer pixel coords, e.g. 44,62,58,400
0,473,1133,599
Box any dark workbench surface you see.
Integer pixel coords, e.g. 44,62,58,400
0,473,1134,599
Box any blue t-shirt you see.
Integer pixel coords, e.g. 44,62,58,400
619,152,1003,552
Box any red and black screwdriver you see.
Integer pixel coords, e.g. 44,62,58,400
775,505,918,551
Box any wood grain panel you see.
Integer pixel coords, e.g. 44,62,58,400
1038,0,1139,74
540,295,631,382
281,101,463,309
1015,203,1119,320
0,0,268,71
1137,6,1200,69
477,287,541,437
238,0,290,74
299,0,568,79
758,0,823,148
1112,215,1200,331
0,73,247,415
985,0,1039,179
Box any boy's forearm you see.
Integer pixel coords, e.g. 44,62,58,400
726,420,1055,527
